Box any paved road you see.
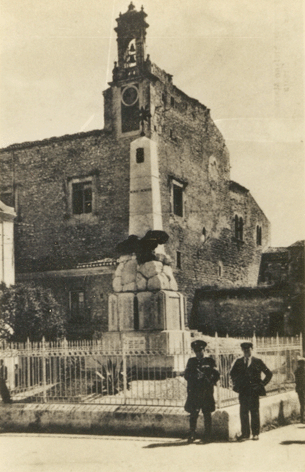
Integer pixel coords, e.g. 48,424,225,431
1,424,304,472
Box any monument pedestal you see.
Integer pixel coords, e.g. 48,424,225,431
108,289,186,332
106,288,190,355
102,134,192,371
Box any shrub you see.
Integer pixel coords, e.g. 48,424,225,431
0,282,66,341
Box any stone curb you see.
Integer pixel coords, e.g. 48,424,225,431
0,391,299,439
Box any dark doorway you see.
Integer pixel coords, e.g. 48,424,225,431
269,312,284,336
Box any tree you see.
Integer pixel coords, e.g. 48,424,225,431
0,283,66,341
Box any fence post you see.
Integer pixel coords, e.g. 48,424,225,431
26,337,31,389
121,333,127,404
42,336,47,402
276,333,280,393
252,332,257,353
215,332,221,409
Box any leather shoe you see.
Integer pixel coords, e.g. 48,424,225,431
187,431,197,443
236,434,249,442
252,435,259,440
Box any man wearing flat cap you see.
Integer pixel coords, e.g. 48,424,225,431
230,342,272,441
184,340,220,443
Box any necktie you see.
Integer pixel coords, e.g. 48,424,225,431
245,358,248,368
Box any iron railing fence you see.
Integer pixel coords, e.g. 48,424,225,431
0,334,302,408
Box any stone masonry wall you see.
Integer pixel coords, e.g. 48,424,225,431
191,287,290,337
0,130,134,273
146,73,270,322
0,60,270,332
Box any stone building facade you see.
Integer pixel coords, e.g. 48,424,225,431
0,4,270,338
191,240,304,340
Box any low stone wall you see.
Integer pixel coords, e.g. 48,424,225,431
0,392,299,439
226,391,300,439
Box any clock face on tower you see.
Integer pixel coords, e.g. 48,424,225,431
121,85,139,106
121,84,140,133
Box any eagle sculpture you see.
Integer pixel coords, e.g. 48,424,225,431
116,230,169,264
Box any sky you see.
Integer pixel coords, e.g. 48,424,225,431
0,0,304,248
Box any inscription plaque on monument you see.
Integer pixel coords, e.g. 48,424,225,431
108,294,118,331
118,293,134,330
166,295,181,330
137,292,152,329
124,336,146,351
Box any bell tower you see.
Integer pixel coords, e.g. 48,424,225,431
104,3,150,136
114,2,149,80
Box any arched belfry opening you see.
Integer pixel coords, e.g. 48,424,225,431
114,3,149,76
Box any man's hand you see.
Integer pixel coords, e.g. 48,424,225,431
197,368,204,379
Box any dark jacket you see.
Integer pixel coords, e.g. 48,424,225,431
0,363,11,404
184,356,220,413
295,365,305,393
230,356,273,396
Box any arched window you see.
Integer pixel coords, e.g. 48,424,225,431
256,225,262,246
124,39,137,68
234,215,239,238
239,217,243,241
200,227,206,243
235,215,243,241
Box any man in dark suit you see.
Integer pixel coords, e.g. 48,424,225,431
230,342,272,441
295,357,305,423
0,360,11,404
184,340,220,443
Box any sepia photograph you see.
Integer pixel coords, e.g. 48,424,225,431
0,1,304,471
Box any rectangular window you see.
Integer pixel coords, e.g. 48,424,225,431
170,96,175,107
173,184,183,217
72,182,92,215
69,291,85,322
136,147,145,163
176,251,182,269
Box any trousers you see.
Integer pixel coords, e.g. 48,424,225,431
189,409,212,437
239,393,260,437
0,378,11,403
297,391,305,422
